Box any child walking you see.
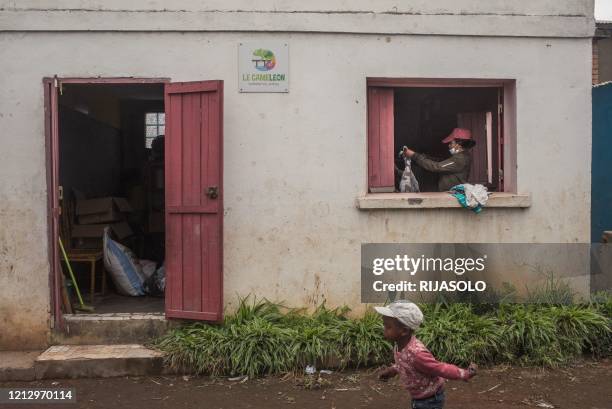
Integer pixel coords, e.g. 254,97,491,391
375,301,477,409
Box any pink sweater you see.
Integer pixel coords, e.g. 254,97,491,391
393,336,469,400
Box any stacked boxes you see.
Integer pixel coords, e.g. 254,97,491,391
71,197,134,249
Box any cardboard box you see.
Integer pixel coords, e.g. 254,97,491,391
72,221,133,239
72,238,103,249
76,197,133,224
71,221,134,249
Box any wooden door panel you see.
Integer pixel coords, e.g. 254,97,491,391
458,111,491,186
165,80,223,321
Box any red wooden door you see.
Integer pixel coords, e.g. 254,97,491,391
165,80,223,321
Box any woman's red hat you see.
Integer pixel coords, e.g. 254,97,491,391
441,128,473,144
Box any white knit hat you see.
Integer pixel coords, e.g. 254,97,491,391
374,300,424,330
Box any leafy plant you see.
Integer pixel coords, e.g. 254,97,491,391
417,303,502,365
498,305,565,366
340,311,391,368
155,293,611,377
224,317,296,377
225,296,285,325
525,269,576,304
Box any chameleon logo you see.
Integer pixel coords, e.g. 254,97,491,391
252,48,276,71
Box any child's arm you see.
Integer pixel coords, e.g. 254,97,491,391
413,350,476,381
378,365,399,381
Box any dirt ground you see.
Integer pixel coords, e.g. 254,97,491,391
1,359,610,409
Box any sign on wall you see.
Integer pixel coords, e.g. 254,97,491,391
239,42,288,93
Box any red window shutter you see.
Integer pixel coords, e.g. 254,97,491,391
165,80,223,321
457,112,491,186
367,87,395,192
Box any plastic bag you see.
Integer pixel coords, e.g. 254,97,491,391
144,263,165,297
102,227,145,296
140,259,157,280
399,157,420,193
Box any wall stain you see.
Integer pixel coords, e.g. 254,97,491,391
304,272,326,308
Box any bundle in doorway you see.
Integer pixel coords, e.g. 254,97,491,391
102,227,165,296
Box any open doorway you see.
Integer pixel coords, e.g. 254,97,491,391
57,83,166,313
47,78,225,327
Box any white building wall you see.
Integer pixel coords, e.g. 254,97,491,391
0,1,595,349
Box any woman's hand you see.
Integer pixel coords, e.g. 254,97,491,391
403,147,416,158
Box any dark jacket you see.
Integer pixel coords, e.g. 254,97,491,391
412,151,471,192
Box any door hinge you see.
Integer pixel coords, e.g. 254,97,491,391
58,185,63,201
53,76,63,95
498,104,503,114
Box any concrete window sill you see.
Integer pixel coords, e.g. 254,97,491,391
357,192,531,210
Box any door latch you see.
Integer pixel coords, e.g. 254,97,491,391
206,186,219,199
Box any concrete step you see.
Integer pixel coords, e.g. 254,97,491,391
34,344,169,379
0,351,40,381
51,313,179,345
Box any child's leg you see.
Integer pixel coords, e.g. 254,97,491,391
411,390,445,409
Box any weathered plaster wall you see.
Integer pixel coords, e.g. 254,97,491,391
0,1,594,349
0,0,594,13
0,60,50,349
0,0,595,37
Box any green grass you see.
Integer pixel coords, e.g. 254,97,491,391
524,269,577,304
155,294,612,377
418,303,504,365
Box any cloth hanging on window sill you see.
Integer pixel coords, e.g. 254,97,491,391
449,184,489,213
